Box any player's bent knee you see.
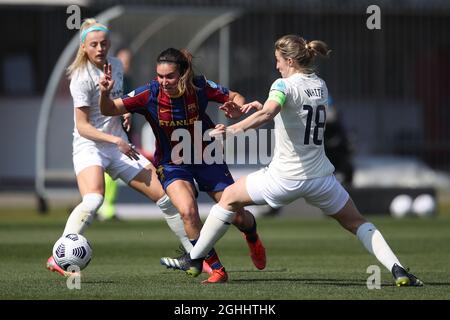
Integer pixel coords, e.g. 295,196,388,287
219,186,240,209
177,207,199,222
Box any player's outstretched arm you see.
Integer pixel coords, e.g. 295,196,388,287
218,90,246,119
209,100,280,139
99,63,127,116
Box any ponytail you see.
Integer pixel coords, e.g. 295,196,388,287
275,35,331,73
178,49,195,95
306,40,331,59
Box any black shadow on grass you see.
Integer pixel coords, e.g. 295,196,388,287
81,280,116,284
229,268,288,272
232,278,397,287
417,282,450,286
233,278,450,287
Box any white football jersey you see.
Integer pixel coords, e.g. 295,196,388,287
268,72,335,180
69,56,127,151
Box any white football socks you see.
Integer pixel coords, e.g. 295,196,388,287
356,222,403,271
189,204,236,259
157,194,193,252
63,193,103,235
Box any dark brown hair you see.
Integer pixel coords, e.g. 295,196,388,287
157,48,196,94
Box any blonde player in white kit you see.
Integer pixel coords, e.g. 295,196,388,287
160,34,423,287
46,19,194,277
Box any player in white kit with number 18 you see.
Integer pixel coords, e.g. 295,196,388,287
160,34,423,287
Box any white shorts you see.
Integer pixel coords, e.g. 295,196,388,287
73,146,151,184
246,167,349,215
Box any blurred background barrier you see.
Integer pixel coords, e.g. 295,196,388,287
348,187,436,217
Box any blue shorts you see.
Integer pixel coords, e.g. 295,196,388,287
156,163,234,192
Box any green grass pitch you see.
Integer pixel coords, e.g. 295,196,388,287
0,208,449,300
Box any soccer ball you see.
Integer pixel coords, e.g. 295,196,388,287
52,234,92,271
389,194,413,218
412,194,436,217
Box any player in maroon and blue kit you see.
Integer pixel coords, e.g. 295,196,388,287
99,48,265,283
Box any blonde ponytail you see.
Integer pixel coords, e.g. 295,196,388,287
306,40,331,59
275,35,331,73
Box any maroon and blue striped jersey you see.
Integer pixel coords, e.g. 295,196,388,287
121,75,229,166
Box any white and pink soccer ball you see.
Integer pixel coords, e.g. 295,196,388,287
52,234,92,271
